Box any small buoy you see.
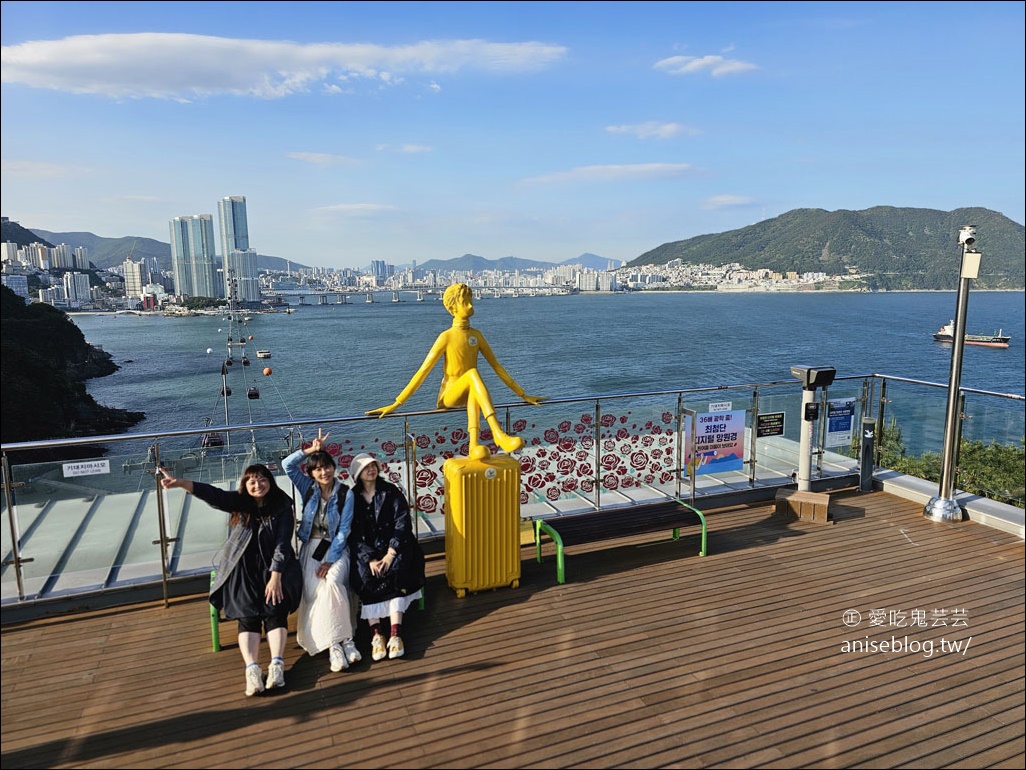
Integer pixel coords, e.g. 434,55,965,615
248,335,254,340
206,347,213,354
263,367,272,376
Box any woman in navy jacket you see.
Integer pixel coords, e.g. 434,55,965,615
347,453,425,662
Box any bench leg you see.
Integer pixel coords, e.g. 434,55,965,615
535,520,566,584
674,500,708,557
209,570,221,652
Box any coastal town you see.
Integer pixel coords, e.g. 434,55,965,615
2,231,860,313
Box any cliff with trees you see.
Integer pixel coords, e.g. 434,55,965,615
0,285,143,458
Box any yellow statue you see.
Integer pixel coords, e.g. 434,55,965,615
368,283,544,459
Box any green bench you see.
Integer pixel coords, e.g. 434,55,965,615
532,498,707,584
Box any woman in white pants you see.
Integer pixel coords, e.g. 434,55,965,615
283,429,360,672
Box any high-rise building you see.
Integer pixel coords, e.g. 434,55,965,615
122,256,146,301
169,214,220,299
1,242,19,264
1,273,30,298
52,243,73,269
218,195,260,303
25,243,48,270
62,272,92,308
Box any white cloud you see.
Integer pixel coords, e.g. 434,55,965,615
605,122,700,139
0,33,568,100
374,144,433,154
523,163,696,184
1,159,88,177
654,54,758,77
702,195,756,210
286,152,360,166
315,203,398,217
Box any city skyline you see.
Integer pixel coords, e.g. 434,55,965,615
2,1,1024,270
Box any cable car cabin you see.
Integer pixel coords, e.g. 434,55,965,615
247,387,260,400
220,386,232,397
201,432,225,448
242,356,251,366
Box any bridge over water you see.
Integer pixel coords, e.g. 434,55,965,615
265,286,573,305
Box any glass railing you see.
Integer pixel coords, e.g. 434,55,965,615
2,374,1022,609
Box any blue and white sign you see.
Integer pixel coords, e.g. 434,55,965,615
826,399,857,448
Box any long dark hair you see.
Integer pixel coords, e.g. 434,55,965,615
231,463,291,527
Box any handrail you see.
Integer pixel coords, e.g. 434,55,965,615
2,374,1022,456
2,373,1021,613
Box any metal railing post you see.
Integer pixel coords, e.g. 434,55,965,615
748,388,759,487
594,400,602,510
1,452,30,601
151,442,172,608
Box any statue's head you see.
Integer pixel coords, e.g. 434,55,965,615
442,283,473,315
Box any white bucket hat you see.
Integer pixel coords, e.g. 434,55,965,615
348,453,381,482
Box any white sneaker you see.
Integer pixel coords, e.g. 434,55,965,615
329,643,349,672
387,635,405,659
342,638,362,664
265,659,285,689
245,665,264,696
371,633,387,661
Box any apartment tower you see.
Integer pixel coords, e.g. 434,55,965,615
169,214,220,299
218,195,260,303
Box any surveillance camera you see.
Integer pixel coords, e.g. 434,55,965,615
958,225,977,246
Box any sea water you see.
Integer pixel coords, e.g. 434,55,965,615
70,291,1025,454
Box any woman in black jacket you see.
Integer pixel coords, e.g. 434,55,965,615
159,463,301,696
347,453,425,662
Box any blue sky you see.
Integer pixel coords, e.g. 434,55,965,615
2,1,1023,270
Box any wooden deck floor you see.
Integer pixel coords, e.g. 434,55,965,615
1,489,1023,769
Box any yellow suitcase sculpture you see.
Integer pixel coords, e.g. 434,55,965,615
443,455,521,597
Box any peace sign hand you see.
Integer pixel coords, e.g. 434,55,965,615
306,428,331,454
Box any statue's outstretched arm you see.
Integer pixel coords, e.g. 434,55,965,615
367,332,448,416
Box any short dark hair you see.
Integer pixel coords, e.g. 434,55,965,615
305,450,336,474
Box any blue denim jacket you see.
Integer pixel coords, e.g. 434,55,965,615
283,449,353,564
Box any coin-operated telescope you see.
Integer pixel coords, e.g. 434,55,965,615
790,366,836,491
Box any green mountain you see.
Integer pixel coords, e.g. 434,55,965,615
417,253,553,272
628,207,1024,290
1,218,55,250
16,226,307,273
29,229,169,268
416,252,613,272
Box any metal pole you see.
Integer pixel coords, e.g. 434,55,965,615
1,452,29,600
797,389,815,492
152,443,171,608
925,226,979,523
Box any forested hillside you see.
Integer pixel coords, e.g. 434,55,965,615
629,207,1024,290
0,285,143,458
